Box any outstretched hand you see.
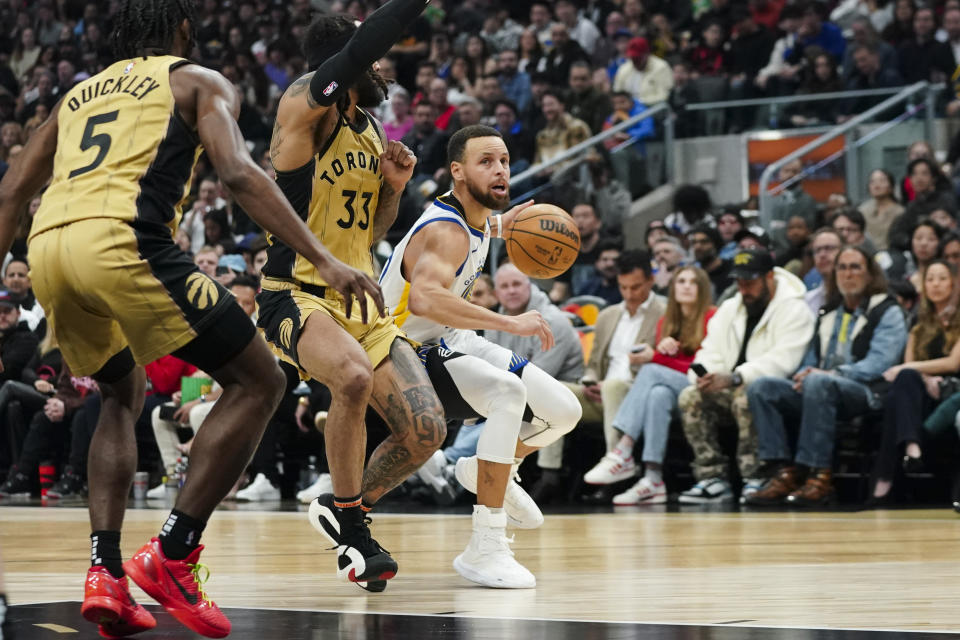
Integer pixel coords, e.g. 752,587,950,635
317,260,385,324
510,310,555,351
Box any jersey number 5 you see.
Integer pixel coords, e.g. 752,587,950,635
338,189,373,231
69,110,119,179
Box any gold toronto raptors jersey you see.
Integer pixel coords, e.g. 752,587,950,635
32,55,201,241
263,108,385,287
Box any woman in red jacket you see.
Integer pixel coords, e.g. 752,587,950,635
582,266,716,505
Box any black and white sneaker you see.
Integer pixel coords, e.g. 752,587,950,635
308,494,396,591
678,477,734,504
47,466,84,499
0,466,32,497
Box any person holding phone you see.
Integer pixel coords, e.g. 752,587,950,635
564,249,667,489
677,248,815,504
582,266,715,505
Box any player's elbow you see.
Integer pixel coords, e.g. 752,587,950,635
407,284,432,317
217,159,259,197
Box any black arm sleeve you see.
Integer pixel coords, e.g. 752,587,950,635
309,0,429,107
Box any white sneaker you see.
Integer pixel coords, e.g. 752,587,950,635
453,505,536,589
612,476,667,505
678,477,733,504
235,473,280,501
455,456,544,529
145,484,167,500
418,450,455,499
297,472,333,504
583,451,638,485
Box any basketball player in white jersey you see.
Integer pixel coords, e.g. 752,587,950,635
379,125,582,588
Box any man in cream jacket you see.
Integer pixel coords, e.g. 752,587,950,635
677,248,815,503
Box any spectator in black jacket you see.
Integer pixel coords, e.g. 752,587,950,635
0,289,38,384
401,102,450,181
898,7,955,84
839,43,905,121
566,60,613,134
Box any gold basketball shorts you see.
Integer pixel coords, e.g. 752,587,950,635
28,218,239,377
256,276,409,378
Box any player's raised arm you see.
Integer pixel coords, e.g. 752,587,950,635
273,0,430,159
0,101,60,258
406,222,555,350
183,66,384,322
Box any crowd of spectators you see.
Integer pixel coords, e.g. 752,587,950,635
4,0,960,510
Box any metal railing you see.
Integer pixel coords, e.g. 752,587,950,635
757,81,933,228
508,102,673,190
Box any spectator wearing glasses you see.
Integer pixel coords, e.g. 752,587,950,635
745,246,905,506
805,228,844,314
832,207,876,254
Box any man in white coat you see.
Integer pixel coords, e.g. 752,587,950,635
676,248,815,503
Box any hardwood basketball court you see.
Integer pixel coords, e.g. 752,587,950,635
3,501,960,638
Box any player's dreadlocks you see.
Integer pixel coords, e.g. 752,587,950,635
302,14,389,115
112,0,198,60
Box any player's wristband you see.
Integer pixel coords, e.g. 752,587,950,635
495,214,503,239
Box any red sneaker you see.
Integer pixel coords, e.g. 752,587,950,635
122,538,231,638
81,566,157,639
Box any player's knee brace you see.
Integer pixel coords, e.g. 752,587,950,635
474,370,527,465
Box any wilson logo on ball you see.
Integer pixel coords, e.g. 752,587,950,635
539,219,578,243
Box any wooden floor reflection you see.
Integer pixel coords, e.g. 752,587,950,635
3,504,960,636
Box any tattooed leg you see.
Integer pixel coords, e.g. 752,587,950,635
362,339,446,504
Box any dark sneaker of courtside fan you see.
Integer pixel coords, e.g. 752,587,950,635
309,493,397,590
81,566,157,639
122,538,230,638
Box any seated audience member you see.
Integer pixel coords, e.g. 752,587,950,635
869,260,960,504
651,236,688,296
804,228,843,314
745,246,905,506
203,208,237,254
859,169,904,251
838,43,904,120
715,227,776,305
193,245,220,277
679,248,815,503
565,250,666,457
888,159,955,251
941,232,960,272
550,203,607,303
601,90,654,151
147,372,223,498
0,363,97,496
584,266,716,505
0,290,39,385
645,219,668,250
879,219,943,293
823,193,851,225
717,209,744,260
0,328,60,476
664,184,713,236
493,99,535,169
928,208,957,234
3,259,43,333
833,207,876,254
485,264,584,501
774,215,813,279
576,238,624,304
689,224,732,301
229,275,258,320
768,159,819,253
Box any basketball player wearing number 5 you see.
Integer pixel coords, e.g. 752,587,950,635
0,1,386,636
379,125,582,588
257,6,445,592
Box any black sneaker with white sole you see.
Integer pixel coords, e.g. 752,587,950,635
308,494,396,591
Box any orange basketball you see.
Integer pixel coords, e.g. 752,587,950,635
504,204,581,279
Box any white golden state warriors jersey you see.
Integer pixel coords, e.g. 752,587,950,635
379,192,490,343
